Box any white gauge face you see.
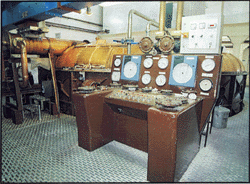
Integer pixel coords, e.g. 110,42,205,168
199,79,213,92
124,61,137,79
172,63,193,84
114,58,121,67
158,58,169,69
111,71,121,82
201,59,215,72
143,58,153,69
156,75,167,86
141,74,151,85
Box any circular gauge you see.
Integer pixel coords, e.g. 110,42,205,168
156,75,167,86
141,74,151,85
124,61,137,79
158,58,169,69
111,71,121,82
172,63,193,83
199,79,213,92
114,58,121,67
143,58,153,69
201,59,215,72
188,93,197,100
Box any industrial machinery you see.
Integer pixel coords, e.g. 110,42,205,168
72,52,222,182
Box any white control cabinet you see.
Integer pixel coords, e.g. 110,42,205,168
180,13,222,54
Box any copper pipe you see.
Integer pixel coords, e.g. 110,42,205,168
176,1,184,30
159,1,166,33
20,41,29,87
9,33,75,55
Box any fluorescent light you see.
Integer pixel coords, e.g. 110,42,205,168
99,2,127,7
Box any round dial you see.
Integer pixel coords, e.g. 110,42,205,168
143,58,153,69
124,61,137,79
141,74,151,85
158,58,169,69
173,63,193,84
201,59,215,72
199,79,213,92
156,75,167,86
111,71,121,82
114,58,122,67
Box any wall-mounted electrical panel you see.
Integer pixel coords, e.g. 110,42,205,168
180,13,222,54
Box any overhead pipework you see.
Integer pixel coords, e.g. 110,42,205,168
138,1,175,55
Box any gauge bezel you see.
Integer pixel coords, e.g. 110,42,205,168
156,75,167,86
158,57,169,69
114,58,122,67
199,78,213,92
201,59,216,72
141,73,152,85
143,58,153,69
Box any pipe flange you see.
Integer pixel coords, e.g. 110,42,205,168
158,35,175,53
138,37,154,53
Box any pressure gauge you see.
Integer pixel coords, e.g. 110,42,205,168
111,71,121,82
199,78,213,92
141,74,151,85
172,63,193,84
123,61,137,79
143,58,153,69
156,75,167,86
158,58,169,69
114,58,121,67
201,59,215,72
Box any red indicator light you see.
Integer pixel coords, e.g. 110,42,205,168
210,24,214,27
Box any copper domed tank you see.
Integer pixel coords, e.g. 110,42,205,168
216,53,248,116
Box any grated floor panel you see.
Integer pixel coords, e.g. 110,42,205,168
1,87,249,182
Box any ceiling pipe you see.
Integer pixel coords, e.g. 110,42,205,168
176,1,184,30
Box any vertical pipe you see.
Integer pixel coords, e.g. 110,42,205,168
176,1,184,30
159,1,166,33
127,10,133,54
20,41,29,87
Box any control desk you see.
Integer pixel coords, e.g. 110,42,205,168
72,53,222,182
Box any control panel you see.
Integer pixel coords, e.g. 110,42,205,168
180,13,222,54
110,54,222,99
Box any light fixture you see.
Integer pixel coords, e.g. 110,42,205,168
86,6,92,16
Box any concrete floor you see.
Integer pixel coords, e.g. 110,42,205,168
1,87,249,182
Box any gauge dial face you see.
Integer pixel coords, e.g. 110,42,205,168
172,63,193,84
158,58,169,69
143,58,153,68
111,71,121,82
199,79,213,91
201,59,215,72
141,74,151,85
156,75,167,86
114,58,121,67
123,61,137,79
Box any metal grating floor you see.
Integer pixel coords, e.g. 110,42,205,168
1,87,249,182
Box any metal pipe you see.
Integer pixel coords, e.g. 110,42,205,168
127,6,171,54
127,9,161,54
176,1,184,30
13,37,29,87
20,41,29,87
159,1,166,33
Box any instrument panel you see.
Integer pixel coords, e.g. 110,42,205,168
111,54,222,99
